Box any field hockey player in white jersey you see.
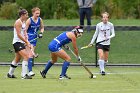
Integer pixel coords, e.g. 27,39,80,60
88,12,115,75
7,8,32,79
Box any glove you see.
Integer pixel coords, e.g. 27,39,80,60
63,45,70,50
77,56,82,62
38,32,43,38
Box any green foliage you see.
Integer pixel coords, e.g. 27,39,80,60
93,0,140,19
0,0,15,4
0,0,140,19
0,2,18,19
15,0,78,19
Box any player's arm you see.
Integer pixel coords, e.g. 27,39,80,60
89,24,99,45
15,20,29,45
24,18,31,40
38,18,44,38
107,24,115,39
40,18,44,33
71,37,79,57
67,32,79,57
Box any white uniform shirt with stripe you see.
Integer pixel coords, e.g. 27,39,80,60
90,22,115,45
12,19,26,44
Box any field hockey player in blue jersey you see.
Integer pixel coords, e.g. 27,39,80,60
25,7,44,77
40,26,83,79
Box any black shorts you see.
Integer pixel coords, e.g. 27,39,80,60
96,44,110,51
13,42,26,52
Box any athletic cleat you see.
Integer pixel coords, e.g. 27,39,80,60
59,75,71,80
101,71,106,76
40,71,46,78
21,74,32,79
7,73,17,78
28,71,35,76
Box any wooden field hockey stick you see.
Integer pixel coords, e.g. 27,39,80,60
80,39,109,50
68,47,94,78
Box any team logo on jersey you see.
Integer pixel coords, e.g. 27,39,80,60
19,46,22,49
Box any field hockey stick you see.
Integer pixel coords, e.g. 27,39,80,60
8,48,14,53
80,44,94,50
68,47,94,78
80,39,109,50
29,37,39,57
29,37,39,42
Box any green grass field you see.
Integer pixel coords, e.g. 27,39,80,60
0,30,140,64
0,66,140,93
0,19,140,26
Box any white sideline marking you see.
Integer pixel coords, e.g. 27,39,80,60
69,71,140,76
93,71,140,75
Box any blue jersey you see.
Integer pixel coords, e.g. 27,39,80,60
27,17,41,46
55,32,72,46
48,32,72,52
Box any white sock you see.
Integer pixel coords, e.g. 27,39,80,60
98,59,105,72
22,60,28,77
8,61,18,75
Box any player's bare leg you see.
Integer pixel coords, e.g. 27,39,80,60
19,49,32,79
40,53,57,78
54,49,71,79
7,53,21,78
40,49,71,79
98,49,106,75
104,51,109,67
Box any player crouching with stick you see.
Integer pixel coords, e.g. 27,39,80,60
7,8,32,79
88,12,115,75
40,26,83,79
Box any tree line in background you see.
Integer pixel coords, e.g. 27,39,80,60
0,0,140,19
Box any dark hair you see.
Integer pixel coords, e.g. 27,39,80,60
19,8,28,17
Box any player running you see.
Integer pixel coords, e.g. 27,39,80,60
25,7,44,76
40,26,83,79
7,9,32,79
88,12,115,75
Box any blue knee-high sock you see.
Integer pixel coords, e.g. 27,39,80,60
44,61,53,74
60,61,70,76
28,58,33,72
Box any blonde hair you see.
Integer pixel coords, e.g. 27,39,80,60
32,7,40,13
101,12,109,18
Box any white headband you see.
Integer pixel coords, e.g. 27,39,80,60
77,29,83,33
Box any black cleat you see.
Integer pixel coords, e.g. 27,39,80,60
7,73,17,78
101,71,106,76
40,71,46,78
22,74,32,79
59,75,71,80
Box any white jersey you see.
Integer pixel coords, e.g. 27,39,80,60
90,22,115,45
12,19,26,44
